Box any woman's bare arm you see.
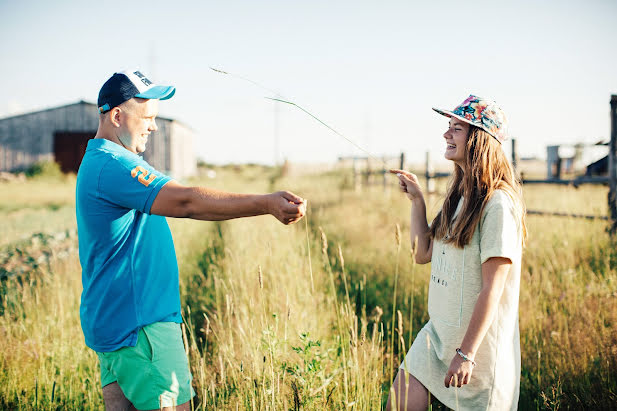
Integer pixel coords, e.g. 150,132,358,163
390,169,433,263
444,257,511,387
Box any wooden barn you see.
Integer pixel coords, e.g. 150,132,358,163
0,100,196,178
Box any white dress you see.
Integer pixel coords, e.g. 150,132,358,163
400,190,523,410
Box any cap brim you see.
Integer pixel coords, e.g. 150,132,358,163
135,85,175,100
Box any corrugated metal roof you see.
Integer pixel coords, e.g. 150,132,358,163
0,100,185,126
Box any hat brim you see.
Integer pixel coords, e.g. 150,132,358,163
432,107,500,141
432,107,474,127
136,85,176,100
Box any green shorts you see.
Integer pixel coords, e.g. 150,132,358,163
97,322,195,410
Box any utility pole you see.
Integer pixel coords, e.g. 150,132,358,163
273,98,280,166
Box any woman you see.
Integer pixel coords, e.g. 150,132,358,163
387,95,527,410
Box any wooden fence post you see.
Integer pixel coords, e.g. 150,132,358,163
382,157,387,191
353,158,360,192
425,151,435,193
609,95,617,233
400,152,405,170
547,146,561,180
511,138,518,173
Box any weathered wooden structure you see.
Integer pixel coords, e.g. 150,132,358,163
338,153,404,191
609,95,617,232
543,142,609,180
340,95,617,229
425,94,617,227
0,101,196,178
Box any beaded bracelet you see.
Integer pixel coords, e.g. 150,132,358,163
456,348,476,367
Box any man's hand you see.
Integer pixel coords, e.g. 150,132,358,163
266,191,306,225
151,181,306,223
444,353,475,388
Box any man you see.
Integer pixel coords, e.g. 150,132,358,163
76,69,306,410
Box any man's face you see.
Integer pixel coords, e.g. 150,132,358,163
116,98,159,154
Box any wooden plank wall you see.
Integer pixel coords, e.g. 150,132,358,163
0,102,98,172
169,121,196,179
0,102,195,177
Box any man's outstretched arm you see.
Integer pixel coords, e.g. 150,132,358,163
150,180,306,225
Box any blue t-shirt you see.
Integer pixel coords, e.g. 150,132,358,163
76,138,182,352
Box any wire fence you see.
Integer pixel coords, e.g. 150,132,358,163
340,92,617,230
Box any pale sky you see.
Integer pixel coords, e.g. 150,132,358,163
1,0,616,165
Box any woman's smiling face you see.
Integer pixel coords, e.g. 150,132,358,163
443,118,470,169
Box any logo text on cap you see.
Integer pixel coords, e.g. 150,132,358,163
133,71,153,87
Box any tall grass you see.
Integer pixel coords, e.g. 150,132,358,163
1,252,101,409
0,174,76,246
0,166,616,409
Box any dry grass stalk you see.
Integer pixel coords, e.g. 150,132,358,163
319,226,328,257
304,215,315,294
337,243,345,272
455,374,460,411
2,168,616,409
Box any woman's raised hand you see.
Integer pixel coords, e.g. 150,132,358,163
389,169,424,201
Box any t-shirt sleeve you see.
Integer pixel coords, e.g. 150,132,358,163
98,157,172,214
479,192,520,264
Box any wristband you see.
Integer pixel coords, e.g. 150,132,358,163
456,348,476,367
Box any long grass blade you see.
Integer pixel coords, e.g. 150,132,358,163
210,66,386,166
266,97,385,165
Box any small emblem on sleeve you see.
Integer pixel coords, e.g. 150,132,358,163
131,166,157,187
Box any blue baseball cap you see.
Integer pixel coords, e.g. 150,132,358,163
97,69,175,114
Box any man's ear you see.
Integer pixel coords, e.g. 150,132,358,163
110,107,122,127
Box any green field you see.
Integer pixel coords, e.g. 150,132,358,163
1,165,616,410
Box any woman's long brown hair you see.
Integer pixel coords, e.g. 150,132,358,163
429,126,527,248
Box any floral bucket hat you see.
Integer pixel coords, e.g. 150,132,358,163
433,94,508,143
